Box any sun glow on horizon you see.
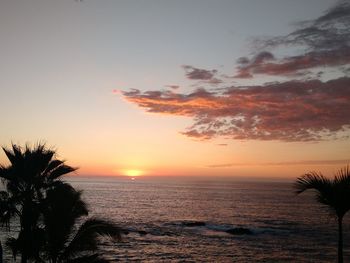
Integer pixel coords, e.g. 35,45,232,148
123,169,143,177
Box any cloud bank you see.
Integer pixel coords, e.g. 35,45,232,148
123,77,350,141
236,1,350,78
122,1,350,142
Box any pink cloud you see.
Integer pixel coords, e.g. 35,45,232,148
120,2,350,143
122,77,350,142
112,89,120,94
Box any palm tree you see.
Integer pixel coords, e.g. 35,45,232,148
295,166,350,263
42,182,121,263
0,143,76,262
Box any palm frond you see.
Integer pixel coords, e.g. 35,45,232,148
63,218,121,260
48,165,77,180
26,143,54,173
2,144,23,167
45,182,88,223
295,171,331,194
43,183,89,260
44,160,64,175
295,171,335,210
334,165,350,185
295,165,350,219
332,165,350,218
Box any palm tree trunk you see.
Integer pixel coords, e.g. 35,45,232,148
0,241,3,263
338,216,343,263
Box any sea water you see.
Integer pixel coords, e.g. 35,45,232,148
1,176,349,262
69,176,349,262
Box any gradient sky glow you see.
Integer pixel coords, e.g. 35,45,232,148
0,0,349,177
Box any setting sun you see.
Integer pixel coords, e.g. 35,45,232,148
124,169,143,177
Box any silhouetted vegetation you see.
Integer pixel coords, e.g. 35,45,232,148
0,143,121,262
43,183,121,263
295,166,350,263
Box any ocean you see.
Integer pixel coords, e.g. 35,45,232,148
70,176,349,262
1,176,349,262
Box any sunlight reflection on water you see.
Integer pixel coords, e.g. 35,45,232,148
1,176,349,262
66,176,350,262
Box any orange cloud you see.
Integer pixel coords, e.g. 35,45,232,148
121,2,350,143
122,77,350,142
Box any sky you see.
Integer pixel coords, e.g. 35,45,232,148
0,0,349,178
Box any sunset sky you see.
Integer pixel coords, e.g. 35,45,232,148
0,0,349,177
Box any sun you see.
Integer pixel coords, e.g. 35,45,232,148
124,169,143,177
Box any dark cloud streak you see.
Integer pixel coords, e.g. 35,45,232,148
182,65,217,80
236,1,350,78
207,159,350,168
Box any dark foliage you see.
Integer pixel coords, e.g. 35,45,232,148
295,166,350,263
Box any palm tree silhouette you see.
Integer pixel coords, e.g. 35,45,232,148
0,143,76,262
0,143,122,262
295,166,350,263
42,182,121,263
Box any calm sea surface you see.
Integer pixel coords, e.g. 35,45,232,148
70,176,349,262
1,176,350,262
